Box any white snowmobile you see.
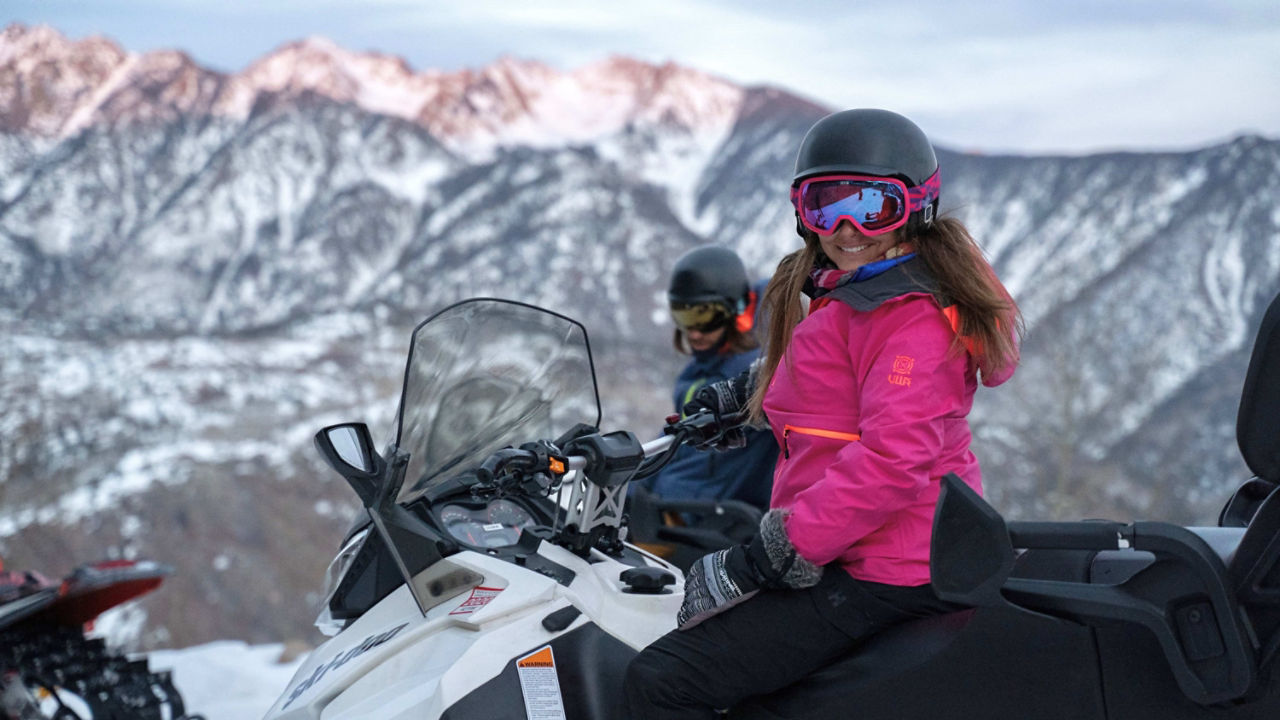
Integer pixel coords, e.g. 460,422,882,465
266,293,1280,719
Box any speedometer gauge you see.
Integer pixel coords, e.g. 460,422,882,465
439,504,488,546
486,498,534,529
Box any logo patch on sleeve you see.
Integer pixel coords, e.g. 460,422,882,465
889,355,915,386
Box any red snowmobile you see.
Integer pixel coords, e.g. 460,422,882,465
0,558,199,720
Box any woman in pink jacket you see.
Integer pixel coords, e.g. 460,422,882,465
624,109,1023,719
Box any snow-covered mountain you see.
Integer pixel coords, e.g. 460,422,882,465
1,23,1277,650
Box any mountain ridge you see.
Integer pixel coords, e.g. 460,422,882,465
1,23,756,160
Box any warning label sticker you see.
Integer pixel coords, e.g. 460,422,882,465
448,586,503,616
517,646,566,720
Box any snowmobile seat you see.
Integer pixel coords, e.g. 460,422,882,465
1224,485,1280,679
791,528,1254,704
1221,290,1280,527
1229,490,1280,605
1236,289,1280,489
1214,289,1280,673
734,547,1114,720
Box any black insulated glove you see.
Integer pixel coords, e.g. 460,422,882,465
676,509,823,629
676,545,761,630
680,361,759,451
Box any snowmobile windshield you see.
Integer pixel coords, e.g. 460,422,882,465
395,299,601,504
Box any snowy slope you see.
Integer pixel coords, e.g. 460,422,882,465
148,641,303,720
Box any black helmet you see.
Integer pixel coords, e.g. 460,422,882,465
793,108,937,186
667,245,750,331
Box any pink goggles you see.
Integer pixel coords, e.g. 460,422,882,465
790,169,940,236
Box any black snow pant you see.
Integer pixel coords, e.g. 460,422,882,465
622,568,960,719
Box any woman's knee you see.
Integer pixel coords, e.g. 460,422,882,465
624,645,714,708
624,648,675,697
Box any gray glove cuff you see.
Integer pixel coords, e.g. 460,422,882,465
759,509,823,589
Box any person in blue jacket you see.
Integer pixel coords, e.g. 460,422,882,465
638,245,779,510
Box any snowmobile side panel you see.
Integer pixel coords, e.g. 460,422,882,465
327,528,411,621
1093,623,1280,719
440,623,635,720
271,552,559,719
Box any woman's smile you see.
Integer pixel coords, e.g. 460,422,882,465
819,224,900,271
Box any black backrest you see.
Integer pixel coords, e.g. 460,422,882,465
1230,291,1280,670
1238,290,1280,484
1227,487,1280,672
1230,488,1280,605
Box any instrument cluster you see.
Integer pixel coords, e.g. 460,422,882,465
436,497,538,549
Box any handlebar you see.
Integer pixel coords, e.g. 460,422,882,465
558,434,676,473
465,411,753,558
474,410,739,496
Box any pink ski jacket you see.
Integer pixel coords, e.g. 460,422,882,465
763,269,1014,587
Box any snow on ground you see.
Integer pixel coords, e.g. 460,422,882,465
147,641,303,720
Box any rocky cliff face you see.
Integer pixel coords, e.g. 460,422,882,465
2,23,1277,649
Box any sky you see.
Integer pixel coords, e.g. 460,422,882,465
5,0,1280,155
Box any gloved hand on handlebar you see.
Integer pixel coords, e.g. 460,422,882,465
680,361,759,451
676,509,823,630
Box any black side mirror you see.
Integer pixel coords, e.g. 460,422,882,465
315,423,383,505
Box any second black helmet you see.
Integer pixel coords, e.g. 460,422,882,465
668,245,750,331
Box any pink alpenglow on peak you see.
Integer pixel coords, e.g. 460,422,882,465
0,23,750,156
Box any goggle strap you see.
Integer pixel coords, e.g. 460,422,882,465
906,168,941,214
735,290,758,333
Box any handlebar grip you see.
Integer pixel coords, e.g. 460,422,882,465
477,448,537,484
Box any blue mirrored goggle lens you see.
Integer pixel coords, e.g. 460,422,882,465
800,180,905,232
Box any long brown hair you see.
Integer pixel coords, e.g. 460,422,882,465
747,215,1022,423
